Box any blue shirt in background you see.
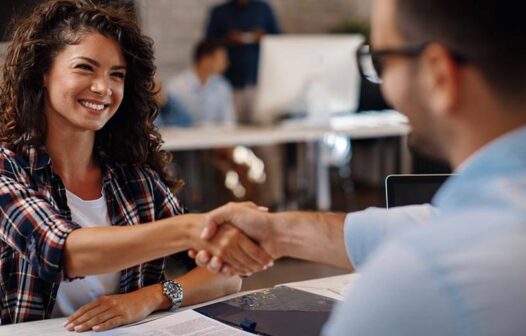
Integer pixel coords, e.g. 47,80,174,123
156,94,194,127
324,126,526,335
161,69,236,127
205,0,280,89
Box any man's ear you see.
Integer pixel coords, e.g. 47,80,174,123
419,43,461,117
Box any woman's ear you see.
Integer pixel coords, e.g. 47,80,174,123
43,73,49,88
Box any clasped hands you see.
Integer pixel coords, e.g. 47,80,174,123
190,202,279,276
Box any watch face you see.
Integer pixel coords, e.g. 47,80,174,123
163,280,183,307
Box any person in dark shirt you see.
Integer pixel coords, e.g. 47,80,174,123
205,0,280,122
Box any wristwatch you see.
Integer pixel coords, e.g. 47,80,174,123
161,280,184,309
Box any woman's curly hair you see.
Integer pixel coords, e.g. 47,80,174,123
0,0,182,191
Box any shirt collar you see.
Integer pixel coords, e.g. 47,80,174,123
433,125,526,210
17,140,117,183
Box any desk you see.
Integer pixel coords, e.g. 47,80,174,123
160,111,409,151
160,111,411,210
2,274,355,336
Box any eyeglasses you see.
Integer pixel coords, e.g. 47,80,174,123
356,42,429,84
357,42,467,84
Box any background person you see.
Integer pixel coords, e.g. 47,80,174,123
205,0,280,123
161,40,236,127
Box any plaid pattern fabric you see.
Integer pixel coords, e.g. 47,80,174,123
0,145,184,324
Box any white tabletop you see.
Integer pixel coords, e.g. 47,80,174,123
1,274,355,336
160,111,410,151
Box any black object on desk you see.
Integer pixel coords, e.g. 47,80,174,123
195,286,336,336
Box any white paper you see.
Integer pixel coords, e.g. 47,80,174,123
280,273,356,300
97,310,252,336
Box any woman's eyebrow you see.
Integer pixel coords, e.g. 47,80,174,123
71,56,127,70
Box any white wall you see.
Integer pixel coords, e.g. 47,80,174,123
136,0,371,81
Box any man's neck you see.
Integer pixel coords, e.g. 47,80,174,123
234,0,249,7
449,112,526,170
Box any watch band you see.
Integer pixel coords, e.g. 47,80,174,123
161,279,184,309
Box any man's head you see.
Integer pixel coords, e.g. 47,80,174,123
370,0,526,166
193,40,229,76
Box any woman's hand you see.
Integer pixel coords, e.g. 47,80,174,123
64,285,162,332
193,224,274,276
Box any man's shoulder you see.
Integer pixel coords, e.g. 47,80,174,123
209,75,233,91
210,1,233,14
399,208,524,255
165,70,195,93
250,0,273,9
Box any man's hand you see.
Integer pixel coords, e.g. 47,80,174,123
201,202,274,246
194,223,273,275
64,287,158,332
226,30,243,44
190,202,279,275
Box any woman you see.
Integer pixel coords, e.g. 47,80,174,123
0,0,272,331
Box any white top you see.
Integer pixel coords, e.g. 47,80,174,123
165,69,236,126
50,190,120,318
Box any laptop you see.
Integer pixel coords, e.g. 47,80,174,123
385,174,452,208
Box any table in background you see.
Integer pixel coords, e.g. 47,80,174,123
160,111,410,210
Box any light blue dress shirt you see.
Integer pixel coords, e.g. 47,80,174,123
164,69,236,126
324,126,526,336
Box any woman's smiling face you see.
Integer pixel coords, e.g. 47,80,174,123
43,32,127,132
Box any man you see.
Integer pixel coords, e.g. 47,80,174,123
205,0,280,123
161,40,235,126
195,0,526,334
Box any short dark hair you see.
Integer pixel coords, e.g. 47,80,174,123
192,39,224,64
394,0,526,101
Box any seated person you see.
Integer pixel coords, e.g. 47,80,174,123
0,0,272,331
161,40,236,127
154,76,194,127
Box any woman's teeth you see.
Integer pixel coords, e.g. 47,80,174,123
79,100,106,111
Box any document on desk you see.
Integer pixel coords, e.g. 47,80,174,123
97,310,252,336
195,286,336,336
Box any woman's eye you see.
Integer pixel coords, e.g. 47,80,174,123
75,64,93,71
111,72,126,79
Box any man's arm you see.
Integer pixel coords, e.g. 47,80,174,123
268,211,351,269
200,203,352,270
196,203,438,274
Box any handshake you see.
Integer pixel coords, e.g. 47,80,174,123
188,202,279,276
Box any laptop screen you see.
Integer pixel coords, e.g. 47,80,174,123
385,174,451,208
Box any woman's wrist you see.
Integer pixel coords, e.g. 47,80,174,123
164,214,204,253
181,214,205,251
143,284,172,312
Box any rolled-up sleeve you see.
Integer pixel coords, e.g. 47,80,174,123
0,175,80,283
344,204,438,269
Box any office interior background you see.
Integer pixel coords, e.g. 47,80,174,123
0,0,450,288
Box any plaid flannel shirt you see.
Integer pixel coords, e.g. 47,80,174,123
0,145,185,324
